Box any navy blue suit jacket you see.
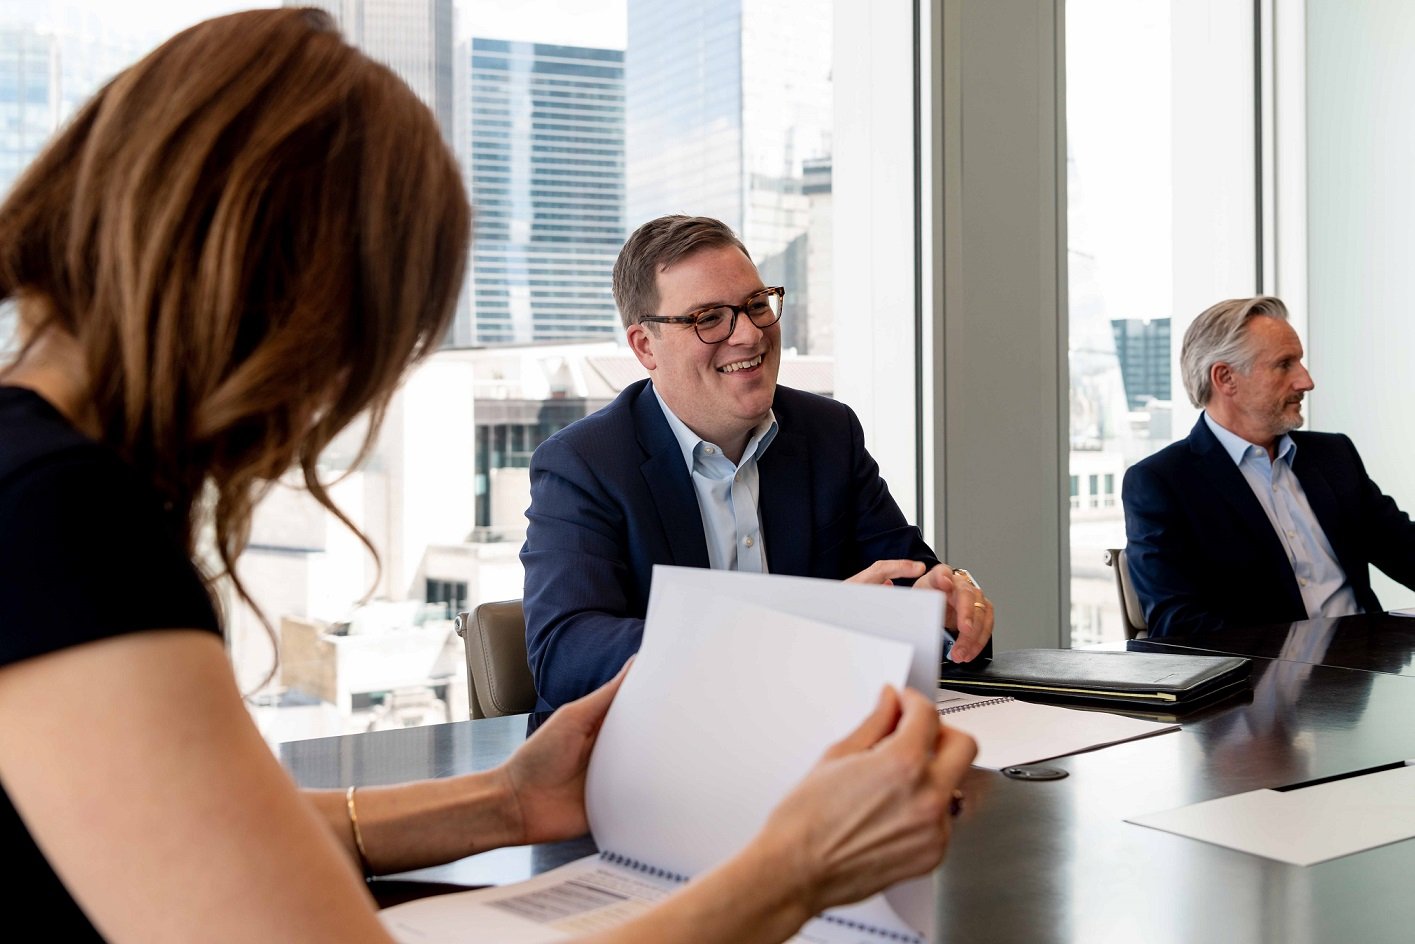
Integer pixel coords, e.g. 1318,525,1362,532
1122,415,1415,637
520,380,938,709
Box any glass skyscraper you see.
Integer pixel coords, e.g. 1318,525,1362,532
624,0,831,352
464,38,624,344
0,24,56,199
285,0,453,139
0,0,144,199
1110,317,1171,412
0,1,146,345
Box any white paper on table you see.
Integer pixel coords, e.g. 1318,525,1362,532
935,688,1179,770
586,566,939,942
1127,763,1415,865
1388,607,1415,618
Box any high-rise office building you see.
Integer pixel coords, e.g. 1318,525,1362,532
0,1,146,344
624,0,831,352
0,23,57,199
285,0,453,139
0,1,144,198
1110,318,1171,412
463,38,624,344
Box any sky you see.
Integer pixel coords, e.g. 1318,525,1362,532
1065,0,1172,319
458,0,625,47
108,0,260,40
111,1,627,49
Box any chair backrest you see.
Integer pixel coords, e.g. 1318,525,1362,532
454,599,537,718
1104,548,1149,640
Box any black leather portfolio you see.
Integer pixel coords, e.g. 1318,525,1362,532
938,648,1251,711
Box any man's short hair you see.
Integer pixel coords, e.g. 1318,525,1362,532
612,215,750,329
1179,295,1290,407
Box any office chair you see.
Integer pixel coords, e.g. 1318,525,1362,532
1104,548,1149,640
453,599,538,718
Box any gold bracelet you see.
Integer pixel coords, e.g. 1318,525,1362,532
345,785,373,878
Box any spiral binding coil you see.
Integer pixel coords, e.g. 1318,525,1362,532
598,850,690,884
599,850,923,941
819,912,925,942
936,695,1013,716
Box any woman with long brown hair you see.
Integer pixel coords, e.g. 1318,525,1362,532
0,9,974,942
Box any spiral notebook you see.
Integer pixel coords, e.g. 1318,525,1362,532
381,567,946,943
379,850,923,943
934,688,1180,770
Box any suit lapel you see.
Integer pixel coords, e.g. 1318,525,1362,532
633,384,710,568
1188,417,1291,556
1189,416,1306,613
759,414,811,576
1290,438,1352,568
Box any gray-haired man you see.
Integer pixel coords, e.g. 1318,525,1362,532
1122,295,1415,637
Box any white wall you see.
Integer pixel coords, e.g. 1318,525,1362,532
1305,0,1415,610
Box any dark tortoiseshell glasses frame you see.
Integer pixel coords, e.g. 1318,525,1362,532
639,286,785,344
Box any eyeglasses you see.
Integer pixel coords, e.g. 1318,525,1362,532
640,286,785,344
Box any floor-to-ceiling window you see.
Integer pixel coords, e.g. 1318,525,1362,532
1065,0,1258,644
2,0,923,743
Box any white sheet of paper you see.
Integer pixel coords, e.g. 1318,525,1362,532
1127,763,1415,865
636,565,945,695
1387,607,1415,618
383,567,945,944
935,688,1179,770
585,566,939,942
382,856,678,942
382,854,910,943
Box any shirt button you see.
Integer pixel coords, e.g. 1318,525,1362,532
1299,578,1308,587
1287,531,1296,538
744,536,755,548
704,446,715,455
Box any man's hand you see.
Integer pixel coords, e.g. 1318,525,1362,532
845,560,994,663
844,560,930,586
915,564,993,662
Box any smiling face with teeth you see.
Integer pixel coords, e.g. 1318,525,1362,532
626,243,781,463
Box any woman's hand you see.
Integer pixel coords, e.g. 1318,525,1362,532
758,685,977,916
497,659,630,846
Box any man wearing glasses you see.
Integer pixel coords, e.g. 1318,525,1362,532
521,215,994,710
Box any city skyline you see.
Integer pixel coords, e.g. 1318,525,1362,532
0,0,1165,730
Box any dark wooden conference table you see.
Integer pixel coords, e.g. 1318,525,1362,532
282,613,1415,943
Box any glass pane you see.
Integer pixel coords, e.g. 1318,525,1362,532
1065,0,1256,646
3,1,898,743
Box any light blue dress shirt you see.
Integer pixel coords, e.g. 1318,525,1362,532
1203,412,1361,619
653,385,778,573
